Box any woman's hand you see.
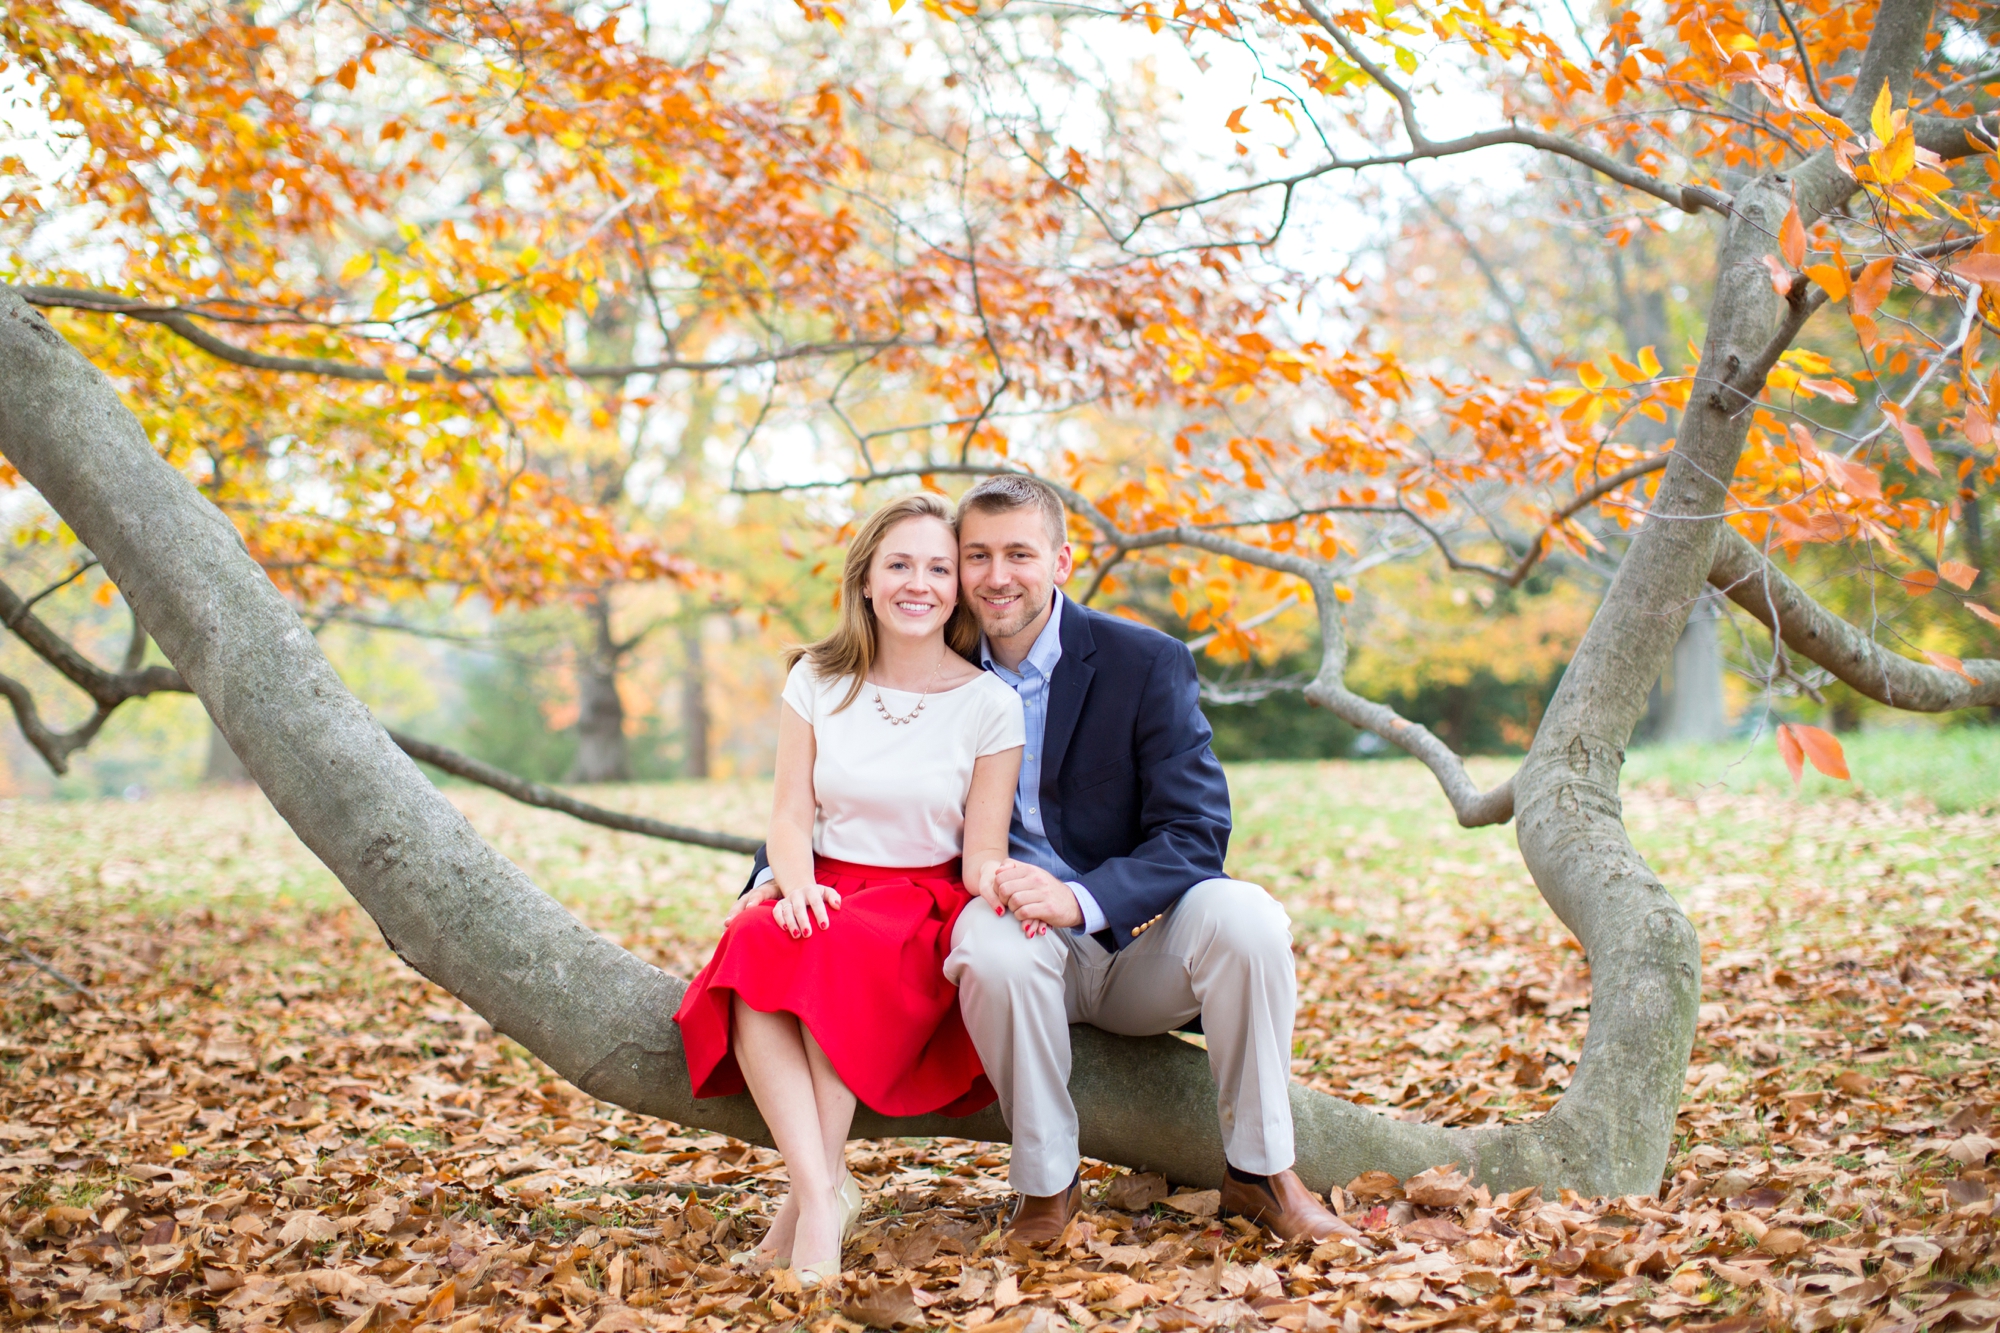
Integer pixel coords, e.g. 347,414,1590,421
725,881,779,922
772,879,842,938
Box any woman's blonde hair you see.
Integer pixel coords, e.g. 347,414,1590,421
789,493,981,711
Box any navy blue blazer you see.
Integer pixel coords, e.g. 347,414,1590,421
1033,598,1232,951
744,596,1233,954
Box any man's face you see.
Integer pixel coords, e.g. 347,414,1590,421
958,506,1073,643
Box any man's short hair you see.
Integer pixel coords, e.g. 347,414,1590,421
958,473,1068,549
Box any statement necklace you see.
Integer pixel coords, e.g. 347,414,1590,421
873,653,947,726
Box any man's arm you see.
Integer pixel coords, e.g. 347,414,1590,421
1072,641,1231,946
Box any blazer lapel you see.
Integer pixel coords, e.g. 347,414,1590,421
1040,596,1095,804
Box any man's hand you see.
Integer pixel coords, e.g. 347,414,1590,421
726,881,779,923
992,860,1082,936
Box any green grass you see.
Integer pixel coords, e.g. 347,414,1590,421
1624,725,2000,812
4,730,1993,962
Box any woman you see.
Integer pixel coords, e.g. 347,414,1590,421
674,493,1024,1287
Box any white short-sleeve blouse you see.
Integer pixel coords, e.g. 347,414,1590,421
781,660,1025,868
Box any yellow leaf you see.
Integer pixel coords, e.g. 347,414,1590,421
384,364,407,385
1638,345,1662,377
1869,81,1896,145
1874,126,1915,185
338,252,373,283
1577,362,1606,390
889,0,906,10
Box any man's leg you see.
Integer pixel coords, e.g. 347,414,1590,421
1083,879,1348,1242
1079,878,1297,1174
944,904,1078,1198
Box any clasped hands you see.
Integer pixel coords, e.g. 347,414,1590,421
729,858,1079,938
976,858,1082,938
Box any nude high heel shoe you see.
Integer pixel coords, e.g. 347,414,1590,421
834,1171,864,1246
795,1175,860,1290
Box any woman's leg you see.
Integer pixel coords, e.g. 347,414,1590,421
801,1026,858,1180
731,996,839,1268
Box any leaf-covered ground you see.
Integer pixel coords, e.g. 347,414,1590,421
2,754,1997,1333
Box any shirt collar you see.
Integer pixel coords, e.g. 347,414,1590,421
981,591,1065,678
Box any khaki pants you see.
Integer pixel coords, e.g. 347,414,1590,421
944,878,1296,1197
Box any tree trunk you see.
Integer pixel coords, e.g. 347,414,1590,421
0,0,1934,1194
568,594,631,784
0,285,1652,1197
680,618,710,780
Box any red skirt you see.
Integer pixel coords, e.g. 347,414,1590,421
674,855,995,1118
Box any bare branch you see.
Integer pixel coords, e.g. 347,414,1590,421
1293,0,1731,217
1708,528,2000,710
1769,0,1837,116
1912,113,2000,160
0,575,758,849
16,286,898,384
0,927,94,1000
1409,456,1672,587
0,575,186,709
387,731,760,854
728,461,1513,822
1404,173,1552,377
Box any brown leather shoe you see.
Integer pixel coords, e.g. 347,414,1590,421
1220,1169,1360,1244
1005,1173,1082,1246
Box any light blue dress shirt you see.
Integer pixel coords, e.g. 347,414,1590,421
979,594,1107,936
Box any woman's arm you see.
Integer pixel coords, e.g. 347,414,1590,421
765,701,839,937
961,745,1023,906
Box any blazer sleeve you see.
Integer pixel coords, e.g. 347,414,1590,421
1072,641,1231,948
742,844,770,896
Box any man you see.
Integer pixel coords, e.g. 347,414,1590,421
945,474,1347,1245
742,475,1346,1245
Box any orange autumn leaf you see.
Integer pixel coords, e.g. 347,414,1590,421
1779,200,1806,269
1923,649,1980,681
1851,258,1895,316
1939,560,1979,590
1804,263,1850,301
1777,723,1849,784
1956,254,2000,286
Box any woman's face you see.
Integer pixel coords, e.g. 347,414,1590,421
862,516,960,646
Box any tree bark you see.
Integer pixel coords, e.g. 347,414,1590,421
0,286,1593,1193
569,593,632,784
1708,528,2000,709
0,0,1952,1196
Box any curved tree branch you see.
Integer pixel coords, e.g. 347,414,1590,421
1708,528,2000,709
14,286,899,384
1294,0,1731,217
0,572,760,848
387,730,762,854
